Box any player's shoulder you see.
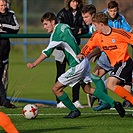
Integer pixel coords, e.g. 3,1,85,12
112,27,126,33
90,31,99,41
57,23,70,33
112,28,131,38
8,9,15,14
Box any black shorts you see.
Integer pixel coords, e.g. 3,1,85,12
110,58,133,86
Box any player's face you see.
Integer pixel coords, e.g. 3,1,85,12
42,20,54,33
82,13,94,25
0,0,7,13
107,7,118,19
92,22,103,33
70,0,78,10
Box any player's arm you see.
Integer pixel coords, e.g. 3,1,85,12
27,53,47,69
77,31,99,60
77,43,96,60
87,47,101,61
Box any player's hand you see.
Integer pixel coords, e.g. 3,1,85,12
76,53,85,60
27,63,36,69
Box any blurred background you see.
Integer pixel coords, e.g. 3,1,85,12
9,0,133,33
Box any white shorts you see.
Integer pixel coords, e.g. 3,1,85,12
58,58,92,87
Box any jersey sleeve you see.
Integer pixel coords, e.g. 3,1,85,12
2,11,20,34
81,32,100,57
128,32,133,45
120,30,133,45
42,41,62,57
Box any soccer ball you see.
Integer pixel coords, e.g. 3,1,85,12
22,104,38,119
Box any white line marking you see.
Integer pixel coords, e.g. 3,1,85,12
7,109,133,116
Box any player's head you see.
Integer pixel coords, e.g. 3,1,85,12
41,12,57,33
0,0,7,13
82,4,96,25
64,0,86,10
92,12,108,25
92,12,108,33
107,1,119,19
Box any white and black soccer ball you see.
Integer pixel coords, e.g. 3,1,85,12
22,104,38,119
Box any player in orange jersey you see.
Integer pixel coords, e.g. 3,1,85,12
0,112,19,133
77,12,133,108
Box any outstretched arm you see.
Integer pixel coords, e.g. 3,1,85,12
27,53,47,69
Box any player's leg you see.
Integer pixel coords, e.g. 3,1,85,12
72,82,83,108
81,83,125,117
107,77,133,104
52,81,80,118
122,85,132,107
92,52,113,111
0,64,8,105
2,63,8,91
0,64,16,108
106,58,133,105
55,60,66,108
91,65,111,110
0,112,19,133
53,58,90,118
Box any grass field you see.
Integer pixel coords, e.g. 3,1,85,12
0,107,133,133
0,45,132,133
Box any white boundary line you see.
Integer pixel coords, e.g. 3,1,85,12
7,113,119,116
7,109,133,116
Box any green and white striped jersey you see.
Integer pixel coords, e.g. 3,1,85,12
42,23,81,68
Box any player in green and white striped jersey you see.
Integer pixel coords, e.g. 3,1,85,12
27,12,125,118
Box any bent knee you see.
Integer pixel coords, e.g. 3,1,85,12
52,86,57,93
106,82,116,91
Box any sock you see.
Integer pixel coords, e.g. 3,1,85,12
114,86,133,104
91,74,107,93
0,112,19,133
91,74,108,104
93,88,114,107
58,92,78,111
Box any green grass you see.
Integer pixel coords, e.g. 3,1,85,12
0,45,132,133
0,107,133,133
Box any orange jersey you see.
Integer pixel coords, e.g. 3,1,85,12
81,28,133,66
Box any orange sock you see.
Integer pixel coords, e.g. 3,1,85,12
0,112,19,133
114,86,133,104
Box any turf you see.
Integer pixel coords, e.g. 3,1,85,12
0,107,133,133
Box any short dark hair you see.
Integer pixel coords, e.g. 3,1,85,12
92,12,108,25
108,1,119,10
82,4,96,15
41,12,57,24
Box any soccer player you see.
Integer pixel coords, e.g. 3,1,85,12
77,12,133,113
92,0,132,110
82,1,133,111
27,12,125,118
